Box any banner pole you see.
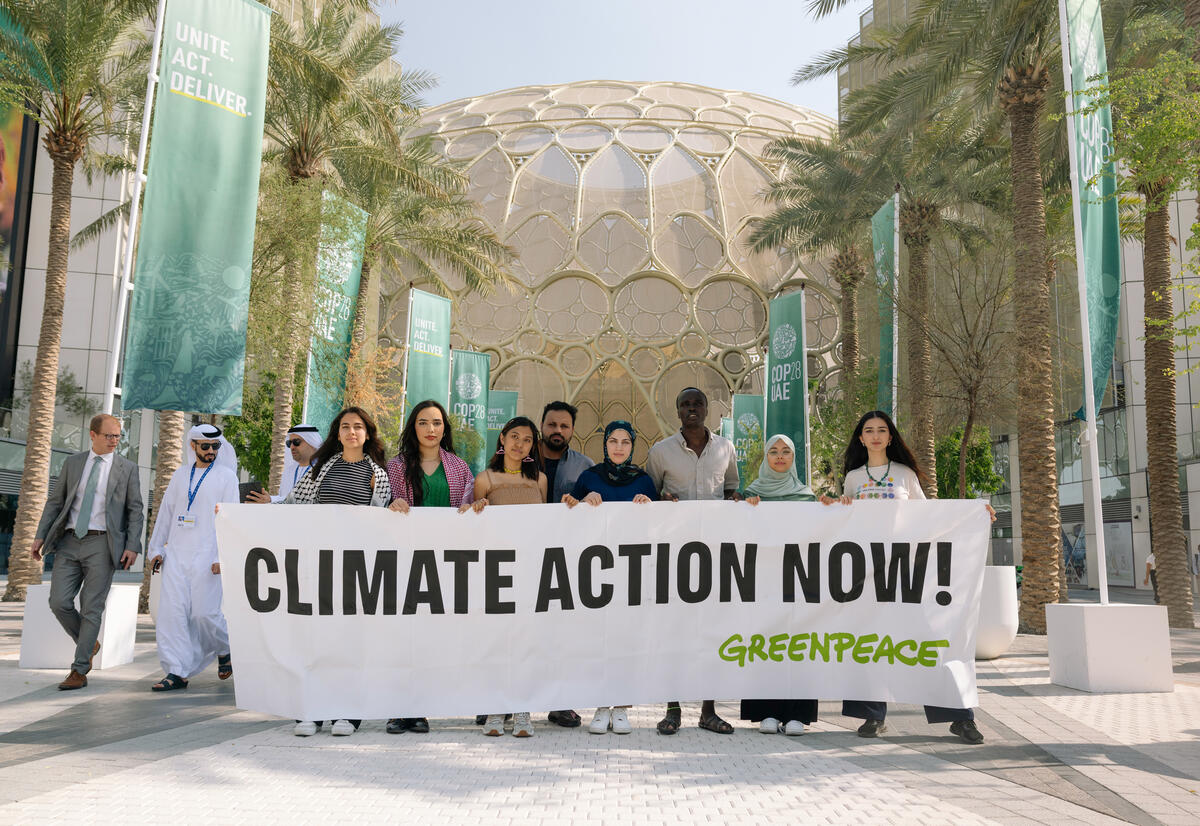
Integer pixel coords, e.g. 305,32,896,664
892,186,900,423
401,288,414,417
800,284,811,485
1058,0,1109,604
102,0,168,414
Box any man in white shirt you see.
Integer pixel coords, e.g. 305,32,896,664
246,423,322,503
645,387,740,735
33,414,144,690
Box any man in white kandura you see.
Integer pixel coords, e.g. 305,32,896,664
147,424,241,691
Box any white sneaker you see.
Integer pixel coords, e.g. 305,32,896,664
293,720,318,737
759,717,782,734
590,707,612,734
512,711,533,737
483,714,505,736
331,719,355,736
784,719,806,736
610,707,632,734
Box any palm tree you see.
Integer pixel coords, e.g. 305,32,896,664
137,410,183,612
748,135,877,389
795,0,1079,631
0,0,146,600
258,0,427,490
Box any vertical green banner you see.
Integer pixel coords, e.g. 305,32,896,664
449,350,491,474
719,417,733,441
766,290,809,483
871,198,896,417
486,390,519,452
732,394,765,487
1066,0,1121,416
122,0,271,413
303,193,367,434
403,289,452,419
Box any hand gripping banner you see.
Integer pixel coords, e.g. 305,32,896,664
216,500,990,721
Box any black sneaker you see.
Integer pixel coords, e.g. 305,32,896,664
857,718,887,738
405,717,430,734
950,720,984,744
547,709,582,728
386,718,408,734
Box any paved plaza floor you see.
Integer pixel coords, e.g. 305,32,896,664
0,583,1197,825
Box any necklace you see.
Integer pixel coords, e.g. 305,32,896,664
503,466,522,475
865,461,891,487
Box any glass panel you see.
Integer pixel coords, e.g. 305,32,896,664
581,145,647,226
467,148,513,230
499,127,554,153
560,124,612,152
651,146,719,230
748,114,794,132
540,105,587,120
533,275,608,341
554,84,638,106
446,131,497,160
593,103,641,118
507,215,571,284
509,146,578,229
578,215,650,283
677,127,732,155
695,278,767,348
613,275,689,343
644,105,694,122
719,151,772,229
641,85,727,108
490,109,534,125
656,214,723,286
698,108,745,125
619,125,673,152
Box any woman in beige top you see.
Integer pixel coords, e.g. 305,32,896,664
470,416,548,737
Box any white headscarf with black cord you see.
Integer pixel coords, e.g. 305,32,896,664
183,423,238,473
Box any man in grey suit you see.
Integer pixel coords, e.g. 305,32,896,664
31,413,144,690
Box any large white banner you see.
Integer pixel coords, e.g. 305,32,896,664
216,500,989,721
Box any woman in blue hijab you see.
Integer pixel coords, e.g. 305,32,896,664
563,420,655,733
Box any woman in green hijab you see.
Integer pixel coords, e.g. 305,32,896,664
740,433,818,734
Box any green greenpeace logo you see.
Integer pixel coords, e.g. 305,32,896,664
718,631,948,668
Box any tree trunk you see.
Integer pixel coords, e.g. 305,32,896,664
269,319,303,494
832,246,864,393
137,410,185,613
1141,187,1195,629
344,255,374,410
1188,1,1200,61
959,395,976,500
1001,62,1061,633
350,256,372,351
900,201,937,497
2,150,77,601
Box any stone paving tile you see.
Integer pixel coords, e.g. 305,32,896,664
1,598,1199,824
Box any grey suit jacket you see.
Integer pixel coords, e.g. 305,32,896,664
35,450,145,567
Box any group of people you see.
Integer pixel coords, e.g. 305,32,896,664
32,390,990,746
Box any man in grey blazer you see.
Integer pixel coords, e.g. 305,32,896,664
32,413,144,689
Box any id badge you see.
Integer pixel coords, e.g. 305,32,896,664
177,514,197,529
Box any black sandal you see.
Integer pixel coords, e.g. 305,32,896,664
151,673,188,692
217,654,232,680
657,705,682,735
547,709,581,728
698,713,734,734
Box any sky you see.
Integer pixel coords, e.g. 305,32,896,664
379,1,868,119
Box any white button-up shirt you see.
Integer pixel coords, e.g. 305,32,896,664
67,450,112,532
646,429,739,501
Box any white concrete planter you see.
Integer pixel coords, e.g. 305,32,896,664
20,583,139,669
1046,603,1173,693
975,565,1019,660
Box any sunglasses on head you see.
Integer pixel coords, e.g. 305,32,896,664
195,442,221,451
286,438,303,447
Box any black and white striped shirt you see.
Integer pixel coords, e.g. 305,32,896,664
315,457,375,505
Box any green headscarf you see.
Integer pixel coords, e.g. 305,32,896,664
744,434,816,501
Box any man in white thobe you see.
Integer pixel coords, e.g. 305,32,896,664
246,423,322,503
147,424,241,691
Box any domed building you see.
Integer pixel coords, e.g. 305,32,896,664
381,81,839,459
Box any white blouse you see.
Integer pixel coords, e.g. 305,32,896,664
843,463,925,501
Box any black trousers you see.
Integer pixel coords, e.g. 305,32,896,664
740,699,819,724
842,700,973,724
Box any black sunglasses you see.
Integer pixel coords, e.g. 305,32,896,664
196,442,221,451
286,438,303,447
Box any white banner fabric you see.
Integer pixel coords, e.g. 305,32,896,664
215,500,989,721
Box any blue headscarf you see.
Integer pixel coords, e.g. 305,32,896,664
598,420,650,487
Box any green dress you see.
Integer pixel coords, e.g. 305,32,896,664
421,464,451,508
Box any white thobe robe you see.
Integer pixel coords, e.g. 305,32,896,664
148,462,240,678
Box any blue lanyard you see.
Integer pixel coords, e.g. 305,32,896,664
293,464,311,486
187,463,213,513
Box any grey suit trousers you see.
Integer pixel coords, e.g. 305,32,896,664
48,533,115,675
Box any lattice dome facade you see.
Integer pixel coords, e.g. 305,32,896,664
380,81,838,460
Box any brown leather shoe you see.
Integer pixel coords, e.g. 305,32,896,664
58,670,87,690
89,641,100,668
